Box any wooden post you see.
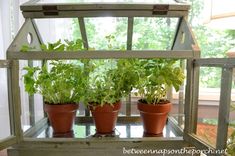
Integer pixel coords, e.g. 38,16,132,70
8,60,23,142
28,61,35,126
216,67,233,150
184,59,194,136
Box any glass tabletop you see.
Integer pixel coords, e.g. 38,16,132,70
35,123,179,138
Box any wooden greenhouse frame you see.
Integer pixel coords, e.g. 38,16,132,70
0,0,234,155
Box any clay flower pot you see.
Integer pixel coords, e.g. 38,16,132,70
137,100,171,135
89,101,121,134
44,103,78,135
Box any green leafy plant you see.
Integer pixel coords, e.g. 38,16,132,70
85,59,138,106
20,39,86,52
23,39,88,104
23,61,85,104
20,45,36,52
40,39,85,51
135,59,185,104
84,35,138,106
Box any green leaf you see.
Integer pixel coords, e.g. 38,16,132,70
40,44,48,51
20,45,36,52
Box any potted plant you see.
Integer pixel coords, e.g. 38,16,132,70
23,39,86,136
85,59,138,134
135,59,185,136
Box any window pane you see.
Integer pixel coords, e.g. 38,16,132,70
0,68,11,139
132,17,178,50
196,67,222,147
171,87,185,129
130,95,139,116
20,61,31,131
35,18,81,43
77,103,85,116
20,60,44,131
171,60,186,129
34,94,44,123
116,125,127,138
130,126,143,138
85,17,127,50
119,98,127,116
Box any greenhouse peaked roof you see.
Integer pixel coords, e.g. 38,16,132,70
20,0,190,18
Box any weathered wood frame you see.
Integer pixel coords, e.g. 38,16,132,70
3,1,234,156
183,59,235,153
20,1,190,18
0,60,22,150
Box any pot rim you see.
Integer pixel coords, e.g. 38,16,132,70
89,101,121,112
44,102,79,105
137,101,171,113
138,99,170,105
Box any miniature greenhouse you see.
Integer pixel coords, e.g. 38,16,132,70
0,0,234,156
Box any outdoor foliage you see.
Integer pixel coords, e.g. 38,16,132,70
70,0,234,88
188,0,234,88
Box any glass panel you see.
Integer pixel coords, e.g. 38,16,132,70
171,60,185,129
130,125,143,138
35,18,81,44
119,98,126,116
196,67,222,148
36,123,179,138
171,88,185,129
20,60,44,131
32,61,44,123
34,94,44,123
77,103,85,116
74,125,86,138
130,95,139,116
20,60,31,131
130,125,177,138
85,17,127,50
132,17,179,50
36,0,176,4
0,68,11,139
33,17,179,51
0,39,5,59
116,126,127,138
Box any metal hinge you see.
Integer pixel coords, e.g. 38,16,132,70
42,5,58,16
152,5,169,15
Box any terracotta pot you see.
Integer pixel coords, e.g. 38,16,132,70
89,101,121,134
44,103,78,135
137,101,171,135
